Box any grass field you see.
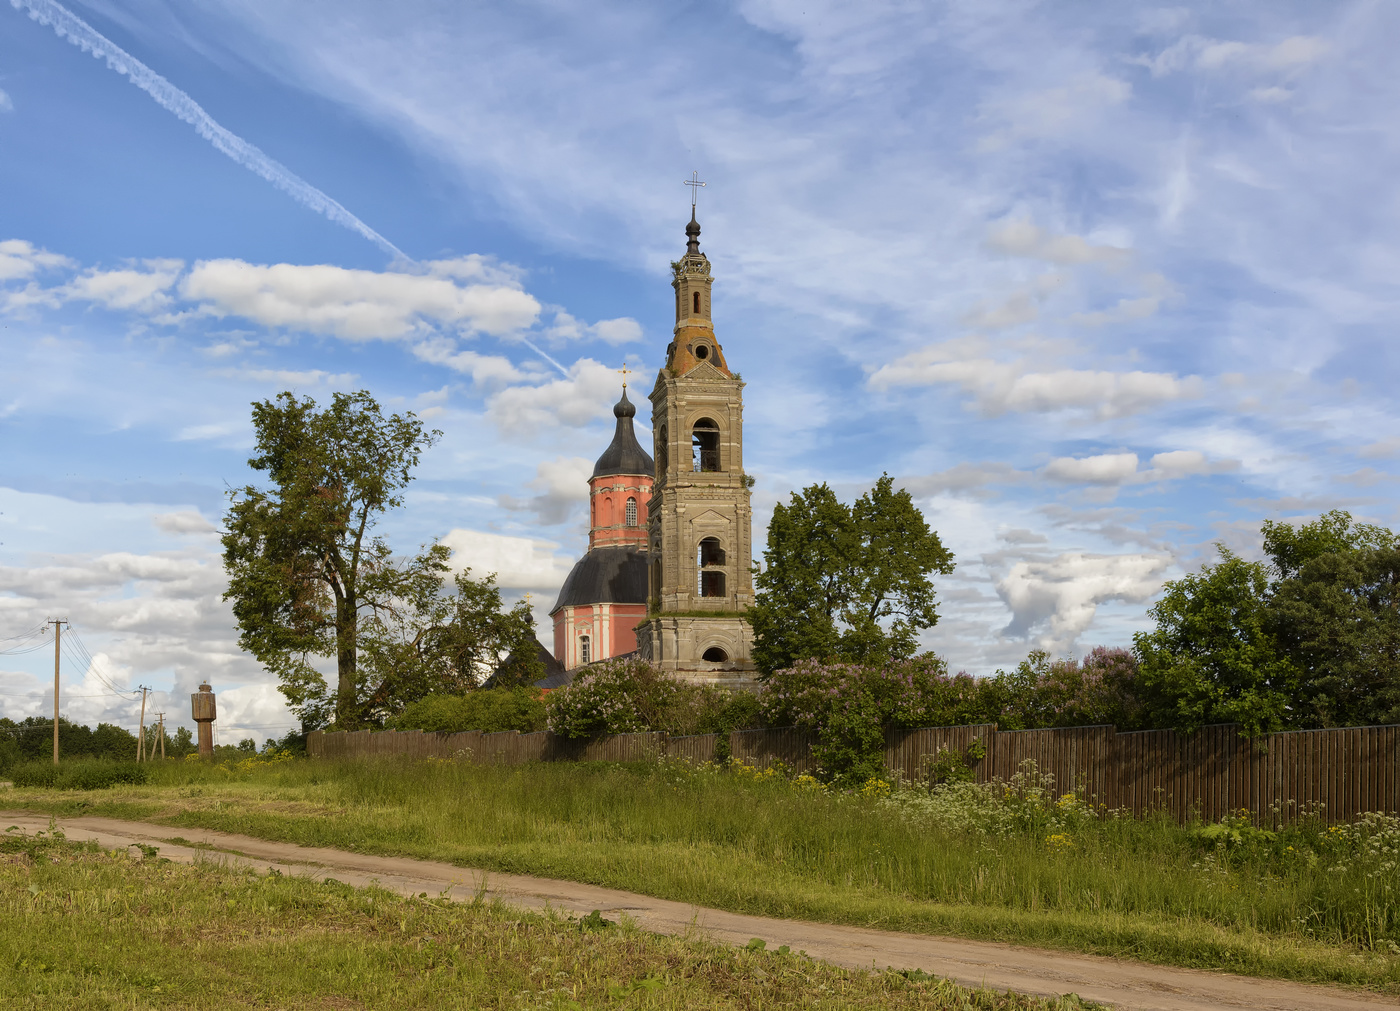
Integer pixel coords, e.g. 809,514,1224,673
2,826,1096,1010
7,754,1400,995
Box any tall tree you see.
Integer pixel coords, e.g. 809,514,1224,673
1264,511,1400,727
750,474,954,673
1133,548,1301,735
222,390,441,727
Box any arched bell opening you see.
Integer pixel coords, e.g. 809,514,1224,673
702,646,729,663
691,418,721,472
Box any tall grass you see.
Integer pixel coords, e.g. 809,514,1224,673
4,829,1087,1010
15,755,1400,992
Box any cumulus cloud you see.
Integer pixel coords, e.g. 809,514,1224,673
210,367,358,388
152,510,218,535
1043,452,1140,485
544,311,643,346
180,258,541,339
440,528,576,590
0,89,12,113
1041,449,1231,486
487,358,635,432
869,339,1200,418
996,551,1171,650
0,238,72,281
412,337,526,385
64,259,183,313
499,456,592,525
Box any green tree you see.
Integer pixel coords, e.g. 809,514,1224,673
1133,548,1300,735
1264,511,1400,727
222,390,441,727
750,475,954,673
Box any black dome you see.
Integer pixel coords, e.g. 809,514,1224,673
550,545,649,612
592,389,654,478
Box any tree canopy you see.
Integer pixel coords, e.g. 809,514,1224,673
222,390,540,729
750,475,954,673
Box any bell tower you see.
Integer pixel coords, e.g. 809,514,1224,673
636,206,756,685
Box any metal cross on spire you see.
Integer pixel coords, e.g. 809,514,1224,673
684,171,706,211
617,361,635,388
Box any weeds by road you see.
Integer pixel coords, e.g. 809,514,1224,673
8,754,1399,994
2,825,1095,1010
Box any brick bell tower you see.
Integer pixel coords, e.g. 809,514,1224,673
635,204,756,686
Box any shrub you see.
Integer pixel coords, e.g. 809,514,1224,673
545,658,764,739
389,687,547,734
10,759,150,790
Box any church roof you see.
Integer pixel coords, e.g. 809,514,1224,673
591,389,654,478
550,544,649,613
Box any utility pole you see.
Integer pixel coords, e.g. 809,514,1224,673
153,713,166,760
48,618,68,765
136,687,149,762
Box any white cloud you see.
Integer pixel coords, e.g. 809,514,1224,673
869,340,1200,418
1359,437,1400,460
996,551,1171,650
500,455,592,525
0,89,12,113
986,219,1133,267
180,258,541,339
544,311,643,345
64,260,184,313
903,462,1028,497
1068,294,1161,327
487,358,631,432
412,337,526,384
211,367,358,388
152,510,218,535
440,528,576,590
0,239,72,281
1041,449,1231,487
1043,452,1140,485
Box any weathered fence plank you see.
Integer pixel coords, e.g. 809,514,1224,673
304,720,1400,825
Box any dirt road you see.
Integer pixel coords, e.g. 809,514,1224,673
4,810,1391,1011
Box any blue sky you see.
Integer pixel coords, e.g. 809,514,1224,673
2,0,1397,743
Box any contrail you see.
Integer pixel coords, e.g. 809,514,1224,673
519,337,571,378
11,0,409,262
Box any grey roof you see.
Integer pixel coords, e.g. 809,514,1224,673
550,545,649,613
592,389,654,478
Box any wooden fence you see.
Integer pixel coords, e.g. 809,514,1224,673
308,721,1400,824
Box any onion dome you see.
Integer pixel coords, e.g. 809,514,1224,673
550,545,649,612
591,389,654,478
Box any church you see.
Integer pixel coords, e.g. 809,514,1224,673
548,208,757,687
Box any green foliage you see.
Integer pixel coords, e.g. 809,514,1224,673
388,687,548,734
9,759,149,789
986,647,1146,731
1132,511,1400,733
221,390,442,727
1266,512,1400,727
545,657,764,739
29,759,1400,987
0,717,139,771
751,475,954,674
1133,549,1300,736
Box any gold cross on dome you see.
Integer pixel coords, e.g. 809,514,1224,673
684,171,706,209
617,362,635,388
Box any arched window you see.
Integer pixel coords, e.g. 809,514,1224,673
625,497,638,527
697,537,725,567
579,634,591,666
702,647,728,663
692,291,700,314
691,418,720,473
603,497,615,526
658,424,668,474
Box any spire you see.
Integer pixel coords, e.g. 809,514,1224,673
685,210,701,256
591,388,654,478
